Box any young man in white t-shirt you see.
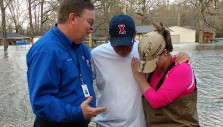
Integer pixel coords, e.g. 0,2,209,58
91,14,190,127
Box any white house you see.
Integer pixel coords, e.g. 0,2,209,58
169,26,196,44
136,25,196,44
33,36,42,43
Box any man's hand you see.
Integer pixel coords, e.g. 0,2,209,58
175,52,192,65
81,96,106,119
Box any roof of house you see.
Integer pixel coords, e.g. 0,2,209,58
136,25,154,34
0,32,30,39
169,26,196,32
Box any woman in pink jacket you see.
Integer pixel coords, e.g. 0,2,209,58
131,23,200,127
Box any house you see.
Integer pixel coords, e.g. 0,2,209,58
33,36,42,43
169,26,196,44
136,25,196,44
202,27,215,43
135,25,154,40
0,32,31,45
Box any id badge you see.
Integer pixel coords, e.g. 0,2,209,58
81,84,90,97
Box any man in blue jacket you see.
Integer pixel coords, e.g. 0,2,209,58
26,0,106,127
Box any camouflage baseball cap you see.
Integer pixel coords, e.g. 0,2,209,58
138,31,166,73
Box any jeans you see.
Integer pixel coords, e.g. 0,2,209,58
33,117,88,127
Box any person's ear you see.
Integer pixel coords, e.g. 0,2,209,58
163,49,168,56
69,13,77,25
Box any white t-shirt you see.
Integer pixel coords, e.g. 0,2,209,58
91,42,146,127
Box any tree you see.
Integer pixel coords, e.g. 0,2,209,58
27,0,35,41
7,0,27,33
187,0,217,43
129,0,162,25
93,0,124,37
0,0,12,51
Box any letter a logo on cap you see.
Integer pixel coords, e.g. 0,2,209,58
118,24,126,34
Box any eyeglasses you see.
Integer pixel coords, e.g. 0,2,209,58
71,13,95,26
82,17,95,26
79,15,95,26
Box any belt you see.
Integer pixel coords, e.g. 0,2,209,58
34,117,89,127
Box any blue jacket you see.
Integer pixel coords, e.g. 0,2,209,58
26,25,96,123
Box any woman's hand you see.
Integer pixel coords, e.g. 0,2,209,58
175,52,192,65
131,57,145,82
131,57,151,92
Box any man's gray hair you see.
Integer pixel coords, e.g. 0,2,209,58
57,0,95,23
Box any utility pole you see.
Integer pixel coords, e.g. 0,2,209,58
198,1,204,43
213,0,217,39
123,0,127,14
177,12,180,26
88,33,93,48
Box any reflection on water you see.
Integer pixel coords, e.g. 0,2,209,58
0,43,223,127
0,45,33,127
173,43,223,127
3,51,9,59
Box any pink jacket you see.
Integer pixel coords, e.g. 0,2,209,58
144,57,196,109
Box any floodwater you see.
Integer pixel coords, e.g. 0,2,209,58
0,43,223,127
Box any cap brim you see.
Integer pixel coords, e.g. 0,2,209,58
110,36,134,46
138,57,158,73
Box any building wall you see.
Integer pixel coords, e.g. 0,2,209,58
171,34,180,44
170,26,196,43
137,33,181,44
135,34,143,40
0,39,29,45
33,36,41,43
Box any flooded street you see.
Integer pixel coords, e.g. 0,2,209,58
0,45,34,127
173,43,223,127
0,43,223,127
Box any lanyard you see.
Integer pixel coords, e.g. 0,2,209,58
74,47,85,85
53,29,85,85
